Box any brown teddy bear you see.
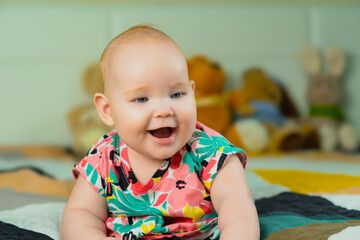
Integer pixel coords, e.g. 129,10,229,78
67,62,113,157
225,68,318,153
300,46,358,152
187,55,232,135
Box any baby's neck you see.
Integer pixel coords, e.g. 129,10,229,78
127,147,164,185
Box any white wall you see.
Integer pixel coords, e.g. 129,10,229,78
1,2,360,146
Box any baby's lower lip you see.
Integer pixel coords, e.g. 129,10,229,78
148,128,176,144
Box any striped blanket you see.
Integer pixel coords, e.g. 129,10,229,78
248,152,360,240
0,148,359,240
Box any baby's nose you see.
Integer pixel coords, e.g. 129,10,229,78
154,103,174,118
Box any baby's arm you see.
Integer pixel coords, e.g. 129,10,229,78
211,155,260,240
61,175,114,240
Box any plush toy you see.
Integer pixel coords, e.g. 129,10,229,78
187,56,232,135
300,46,359,152
225,68,316,153
225,118,271,154
67,62,113,157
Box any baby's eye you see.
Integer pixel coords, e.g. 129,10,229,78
135,97,148,103
170,93,183,99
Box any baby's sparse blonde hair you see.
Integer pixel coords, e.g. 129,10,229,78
99,24,178,90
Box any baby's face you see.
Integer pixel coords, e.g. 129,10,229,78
105,39,197,161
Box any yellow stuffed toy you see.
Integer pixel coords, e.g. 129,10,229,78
187,56,232,135
67,62,113,157
226,68,318,153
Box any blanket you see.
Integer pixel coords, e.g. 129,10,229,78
0,149,359,240
248,153,360,240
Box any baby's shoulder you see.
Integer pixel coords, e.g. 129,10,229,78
85,130,119,159
186,122,233,161
73,130,120,190
188,122,230,147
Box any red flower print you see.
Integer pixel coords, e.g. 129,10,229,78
170,152,182,170
201,158,216,182
153,164,204,210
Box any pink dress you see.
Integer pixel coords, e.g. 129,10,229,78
73,122,246,240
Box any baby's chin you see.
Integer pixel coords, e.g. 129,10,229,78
148,148,182,161
147,143,188,161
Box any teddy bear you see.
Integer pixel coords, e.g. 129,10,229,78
225,67,319,153
186,55,232,135
300,45,359,152
67,62,113,157
187,56,274,153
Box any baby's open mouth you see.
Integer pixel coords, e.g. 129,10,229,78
149,127,175,138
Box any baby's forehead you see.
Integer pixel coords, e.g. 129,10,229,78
103,36,178,73
105,28,175,57
101,26,183,91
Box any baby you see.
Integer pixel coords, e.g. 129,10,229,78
61,25,259,240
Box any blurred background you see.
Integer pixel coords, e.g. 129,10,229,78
1,4,360,239
1,0,360,154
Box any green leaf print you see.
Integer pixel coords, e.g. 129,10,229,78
108,188,163,216
182,154,201,174
192,131,220,160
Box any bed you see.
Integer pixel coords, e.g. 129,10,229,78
0,146,359,240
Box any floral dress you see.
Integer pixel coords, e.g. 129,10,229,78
73,122,246,240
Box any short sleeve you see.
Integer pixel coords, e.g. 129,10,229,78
73,150,108,197
73,130,120,197
188,122,247,192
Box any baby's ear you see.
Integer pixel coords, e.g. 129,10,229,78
190,80,195,91
94,93,114,126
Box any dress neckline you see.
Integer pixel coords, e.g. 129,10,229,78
119,141,171,193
